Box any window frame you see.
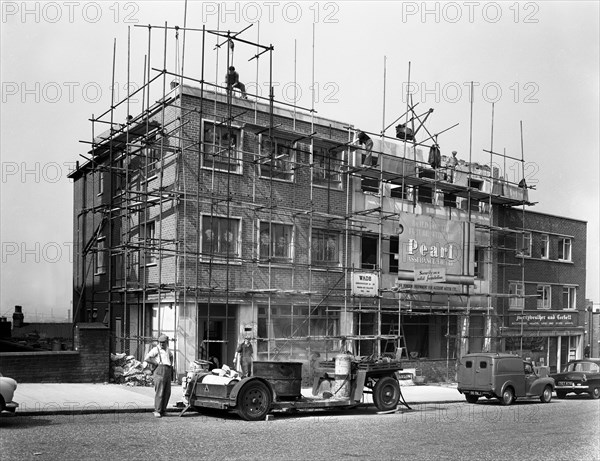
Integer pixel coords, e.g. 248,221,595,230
540,234,549,259
95,237,107,275
201,215,242,261
312,144,343,188
562,286,576,310
536,284,551,310
259,221,294,263
258,134,295,182
201,120,243,174
143,221,157,266
558,237,572,262
516,231,532,258
311,229,341,268
509,282,524,310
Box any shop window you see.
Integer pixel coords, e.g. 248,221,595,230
259,135,294,181
361,235,378,270
202,121,242,173
558,237,572,262
537,285,551,309
509,282,524,309
313,146,342,187
562,286,576,310
202,216,240,258
540,234,549,259
259,222,293,262
311,229,340,267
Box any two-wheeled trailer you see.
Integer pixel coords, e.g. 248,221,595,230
180,356,410,421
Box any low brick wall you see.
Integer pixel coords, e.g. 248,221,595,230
0,323,109,383
401,358,459,383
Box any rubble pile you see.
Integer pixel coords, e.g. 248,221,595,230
110,352,152,386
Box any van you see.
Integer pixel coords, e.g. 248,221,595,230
457,353,555,405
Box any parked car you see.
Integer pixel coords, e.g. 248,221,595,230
457,353,555,405
551,358,600,399
0,372,19,413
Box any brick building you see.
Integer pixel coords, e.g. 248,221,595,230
68,33,587,380
493,209,587,372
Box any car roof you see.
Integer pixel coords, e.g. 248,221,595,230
462,353,521,359
567,358,600,364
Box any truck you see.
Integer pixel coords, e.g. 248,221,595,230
180,356,409,420
457,352,555,405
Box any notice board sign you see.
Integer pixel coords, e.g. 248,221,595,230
352,272,379,297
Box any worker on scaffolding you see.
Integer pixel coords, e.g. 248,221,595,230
226,66,248,99
355,130,375,166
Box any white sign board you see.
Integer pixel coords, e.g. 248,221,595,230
352,272,379,297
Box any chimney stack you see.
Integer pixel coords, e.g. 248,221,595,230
13,305,24,328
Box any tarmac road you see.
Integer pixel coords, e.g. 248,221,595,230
1,398,598,460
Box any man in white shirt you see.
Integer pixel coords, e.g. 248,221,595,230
145,334,173,417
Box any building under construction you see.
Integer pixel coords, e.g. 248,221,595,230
68,24,587,380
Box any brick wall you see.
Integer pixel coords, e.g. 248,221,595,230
0,323,109,383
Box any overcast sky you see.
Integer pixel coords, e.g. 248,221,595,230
1,1,598,320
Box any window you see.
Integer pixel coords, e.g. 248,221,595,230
146,133,163,175
417,169,435,204
96,238,107,274
202,121,242,173
361,177,379,193
474,248,484,279
516,232,532,257
558,238,572,262
98,171,104,196
311,229,340,267
509,282,524,309
537,285,551,309
540,234,549,259
143,221,157,265
361,235,378,270
443,192,457,208
259,135,294,181
562,286,576,310
202,216,240,259
313,146,342,187
259,222,293,262
389,236,399,273
479,361,487,369
465,360,473,368
391,184,413,201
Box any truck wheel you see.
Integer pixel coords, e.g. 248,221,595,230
540,385,552,403
555,391,567,399
236,381,272,421
373,377,400,411
465,394,479,404
500,387,515,406
591,387,600,399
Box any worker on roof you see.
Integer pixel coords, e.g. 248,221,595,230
226,66,248,99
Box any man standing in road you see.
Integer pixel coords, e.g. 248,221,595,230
235,336,253,378
145,334,173,418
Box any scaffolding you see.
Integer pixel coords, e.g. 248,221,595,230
70,18,536,379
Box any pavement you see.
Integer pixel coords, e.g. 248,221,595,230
6,380,463,416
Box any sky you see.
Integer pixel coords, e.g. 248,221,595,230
1,1,599,321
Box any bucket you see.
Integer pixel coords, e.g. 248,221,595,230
253,361,303,399
333,354,352,398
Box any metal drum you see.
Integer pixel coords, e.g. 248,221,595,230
253,361,303,399
333,354,352,398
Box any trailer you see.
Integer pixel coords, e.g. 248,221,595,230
180,356,410,421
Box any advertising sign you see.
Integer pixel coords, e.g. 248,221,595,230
352,272,379,297
398,214,473,283
509,311,578,328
